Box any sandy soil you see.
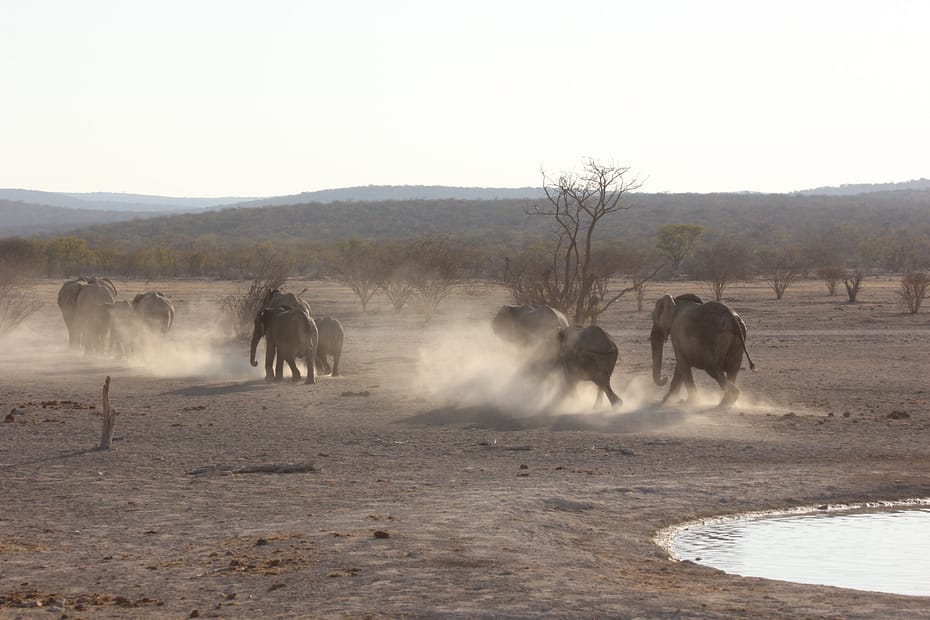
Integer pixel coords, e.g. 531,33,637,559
1,276,929,618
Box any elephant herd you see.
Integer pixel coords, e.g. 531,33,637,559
57,276,174,356
56,279,753,407
493,294,755,408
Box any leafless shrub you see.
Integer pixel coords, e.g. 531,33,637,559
221,254,289,338
407,234,465,320
816,266,846,296
687,236,752,301
758,244,804,300
328,240,383,312
898,272,929,314
843,270,864,303
0,268,43,337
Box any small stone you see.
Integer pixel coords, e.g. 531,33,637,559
373,530,390,539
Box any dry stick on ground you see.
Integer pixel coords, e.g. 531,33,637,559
186,462,317,476
98,375,115,450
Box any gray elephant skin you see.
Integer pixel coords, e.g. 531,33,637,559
556,325,622,407
314,316,344,376
132,291,175,333
57,276,117,352
492,304,569,345
262,288,311,317
650,293,755,407
250,306,319,384
104,300,136,357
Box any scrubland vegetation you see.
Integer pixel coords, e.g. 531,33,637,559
2,164,930,334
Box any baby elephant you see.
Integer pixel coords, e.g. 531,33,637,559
314,316,344,376
556,325,622,407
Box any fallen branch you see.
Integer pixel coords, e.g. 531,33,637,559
187,461,317,476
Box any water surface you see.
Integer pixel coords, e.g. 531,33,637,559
670,507,930,596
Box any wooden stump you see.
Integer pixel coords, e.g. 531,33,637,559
98,376,115,450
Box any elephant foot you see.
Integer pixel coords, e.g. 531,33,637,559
264,375,275,383
719,387,740,407
304,377,316,385
331,370,339,377
291,375,302,383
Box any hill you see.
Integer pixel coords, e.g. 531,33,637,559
0,189,252,214
0,199,152,236
70,189,930,250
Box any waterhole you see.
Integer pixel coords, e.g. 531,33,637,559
667,505,930,596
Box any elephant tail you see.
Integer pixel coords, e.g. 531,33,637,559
734,314,756,372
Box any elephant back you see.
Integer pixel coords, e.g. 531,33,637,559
493,304,569,344
263,288,312,317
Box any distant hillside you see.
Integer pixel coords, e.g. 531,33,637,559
70,189,930,250
234,185,545,208
0,199,150,236
796,178,930,196
0,189,252,213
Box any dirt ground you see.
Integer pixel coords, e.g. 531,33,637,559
1,276,929,618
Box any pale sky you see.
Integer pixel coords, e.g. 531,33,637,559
2,1,927,197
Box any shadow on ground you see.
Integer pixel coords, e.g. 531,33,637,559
403,403,698,433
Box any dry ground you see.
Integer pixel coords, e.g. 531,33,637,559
1,276,929,618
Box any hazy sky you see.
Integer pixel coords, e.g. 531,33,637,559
2,1,927,196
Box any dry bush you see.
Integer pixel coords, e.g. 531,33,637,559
843,271,864,303
221,255,289,338
816,266,846,296
0,269,43,337
898,272,929,314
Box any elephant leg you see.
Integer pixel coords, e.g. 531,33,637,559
600,381,622,407
705,367,737,407
304,345,316,385
681,367,698,403
331,349,340,376
661,368,684,404
275,354,285,382
287,357,302,382
264,345,277,381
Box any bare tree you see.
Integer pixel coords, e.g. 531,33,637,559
0,273,43,336
220,253,290,338
899,272,929,314
816,266,846,296
687,236,752,301
406,234,464,319
522,159,643,324
843,270,864,303
757,244,804,300
378,242,417,312
328,239,384,312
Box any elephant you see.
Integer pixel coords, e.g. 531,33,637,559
650,293,756,407
492,304,569,345
262,288,311,317
314,316,344,376
555,325,622,407
132,291,174,333
103,300,136,357
250,306,319,384
57,276,117,348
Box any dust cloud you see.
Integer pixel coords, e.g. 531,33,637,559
408,321,786,432
0,302,257,383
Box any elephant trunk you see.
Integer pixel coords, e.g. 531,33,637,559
650,326,668,386
249,315,263,367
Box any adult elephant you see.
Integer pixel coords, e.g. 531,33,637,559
262,288,311,317
58,276,117,348
492,304,569,345
250,306,319,384
314,316,344,376
71,277,118,353
556,325,622,407
650,293,756,407
132,291,174,333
